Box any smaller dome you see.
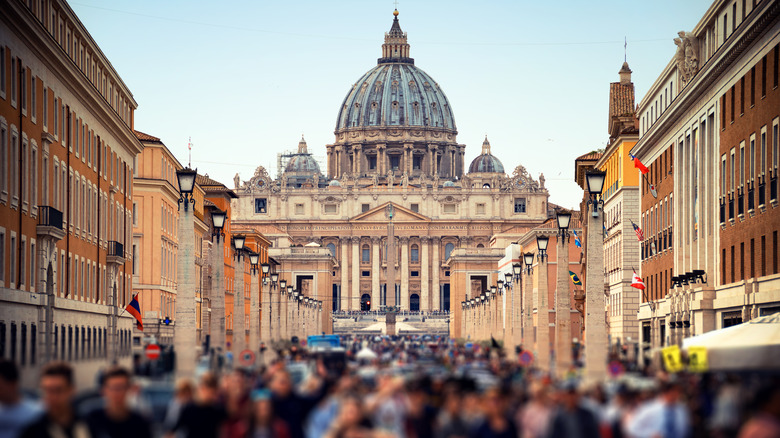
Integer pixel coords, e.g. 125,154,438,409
285,155,321,173
329,180,341,187
468,137,505,174
443,181,455,187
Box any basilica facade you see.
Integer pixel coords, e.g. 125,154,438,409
231,10,552,325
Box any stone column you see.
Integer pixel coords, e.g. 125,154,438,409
260,275,271,352
585,203,608,383
400,237,409,310
537,252,550,373
233,255,246,355
371,237,381,311
210,235,226,355
432,238,440,310
278,277,287,344
249,266,260,357
420,237,430,312
524,267,533,351
556,237,573,379
340,238,349,311
174,207,197,378
351,237,361,310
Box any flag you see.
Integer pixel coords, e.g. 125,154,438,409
630,220,644,241
569,271,582,286
572,229,582,248
125,296,143,331
631,270,645,290
603,223,609,237
630,154,649,174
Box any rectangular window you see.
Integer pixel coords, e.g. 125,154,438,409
42,87,47,128
53,98,58,137
740,77,745,115
411,271,419,277
731,86,735,122
0,231,4,283
31,77,36,122
750,135,756,181
361,270,370,277
361,203,370,213
31,148,37,210
362,247,370,263
740,141,745,187
11,133,18,204
476,203,486,215
10,58,16,107
30,242,35,291
762,235,767,276
411,246,419,262
762,56,767,97
413,155,422,170
0,47,5,97
294,203,304,215
1,127,6,197
20,66,26,113
443,204,456,214
774,45,779,89
410,203,419,213
514,198,526,213
761,128,767,176
390,155,400,171
324,204,337,214
19,238,25,288
721,154,727,195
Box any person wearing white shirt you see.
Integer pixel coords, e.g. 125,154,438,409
626,381,690,438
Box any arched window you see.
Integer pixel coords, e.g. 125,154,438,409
327,243,336,257
444,242,455,260
411,244,419,262
477,243,485,248
483,183,491,189
362,244,370,263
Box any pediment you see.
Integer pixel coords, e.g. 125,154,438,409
350,202,430,222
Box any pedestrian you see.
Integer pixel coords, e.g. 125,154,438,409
85,366,153,438
738,383,780,438
0,359,42,438
626,380,691,438
164,379,195,434
435,387,469,438
545,380,600,438
322,394,375,438
223,369,253,438
516,380,552,438
167,372,227,438
471,386,517,438
269,368,328,438
19,362,91,438
247,389,290,438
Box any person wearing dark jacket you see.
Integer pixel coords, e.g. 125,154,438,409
85,366,152,438
20,362,92,438
268,368,328,438
546,381,600,438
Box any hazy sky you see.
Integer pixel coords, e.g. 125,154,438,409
71,0,711,209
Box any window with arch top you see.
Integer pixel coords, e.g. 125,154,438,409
411,244,419,262
327,243,336,257
361,244,370,263
444,242,455,260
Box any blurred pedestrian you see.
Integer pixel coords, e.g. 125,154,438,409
323,394,375,438
738,383,780,438
626,380,690,438
404,378,437,438
471,386,517,438
0,359,41,438
85,366,152,438
20,362,90,438
435,387,469,438
224,369,253,438
247,389,290,438
167,372,227,438
269,368,328,438
545,380,600,438
516,380,552,438
164,379,195,434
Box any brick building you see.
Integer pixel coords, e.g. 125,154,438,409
0,0,140,388
633,0,780,364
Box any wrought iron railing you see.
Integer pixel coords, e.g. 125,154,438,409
38,206,64,230
108,241,124,258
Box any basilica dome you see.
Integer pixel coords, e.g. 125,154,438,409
468,137,504,174
335,11,456,133
285,137,321,174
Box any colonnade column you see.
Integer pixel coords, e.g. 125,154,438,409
555,237,573,379
351,236,361,310
400,237,409,310
210,236,226,356
233,256,246,355
537,253,550,373
420,237,430,312
371,237,380,311
431,238,440,310
524,268,534,352
279,277,288,343
340,238,349,311
248,264,259,357
260,276,271,353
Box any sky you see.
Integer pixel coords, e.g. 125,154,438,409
70,0,712,209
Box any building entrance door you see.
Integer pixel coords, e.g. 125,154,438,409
410,294,420,311
361,294,371,311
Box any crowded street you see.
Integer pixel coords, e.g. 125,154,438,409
2,335,779,437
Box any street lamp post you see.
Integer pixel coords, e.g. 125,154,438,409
209,209,227,360
555,210,573,379
174,167,197,378
536,234,550,373
232,235,246,357
248,251,260,359
585,169,608,382
523,253,535,354
259,262,272,362
277,279,286,344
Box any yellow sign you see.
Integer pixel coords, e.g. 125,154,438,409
687,346,708,372
662,345,684,373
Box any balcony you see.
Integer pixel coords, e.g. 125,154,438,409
36,206,65,240
107,241,125,265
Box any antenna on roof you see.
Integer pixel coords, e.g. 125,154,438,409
187,137,192,168
624,36,627,62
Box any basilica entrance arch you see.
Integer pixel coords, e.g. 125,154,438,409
360,294,372,311
410,294,420,311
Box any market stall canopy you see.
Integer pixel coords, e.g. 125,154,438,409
682,313,780,370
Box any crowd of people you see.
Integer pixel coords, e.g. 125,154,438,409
1,336,779,438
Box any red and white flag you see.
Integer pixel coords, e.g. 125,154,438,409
631,270,645,290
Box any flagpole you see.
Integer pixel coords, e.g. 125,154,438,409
117,291,139,318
